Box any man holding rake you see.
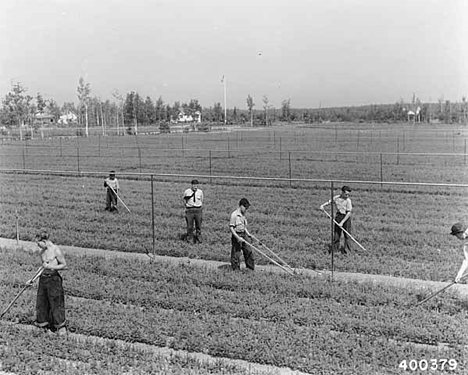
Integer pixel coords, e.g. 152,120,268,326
104,170,120,212
20,230,67,335
230,198,255,271
320,185,353,254
450,222,468,283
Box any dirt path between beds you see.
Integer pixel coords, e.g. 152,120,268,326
2,237,467,300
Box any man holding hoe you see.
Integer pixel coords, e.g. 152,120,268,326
230,198,255,271
20,230,68,335
104,170,120,212
450,222,468,283
320,185,353,254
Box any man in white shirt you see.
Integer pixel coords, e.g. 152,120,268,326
104,171,120,212
450,222,468,283
183,179,204,244
320,185,353,254
229,198,254,271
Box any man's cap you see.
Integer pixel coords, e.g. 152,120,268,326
450,222,465,235
239,198,250,208
110,170,115,174
341,185,352,192
191,179,199,185
36,229,49,241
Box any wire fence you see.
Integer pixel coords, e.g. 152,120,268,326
1,167,467,277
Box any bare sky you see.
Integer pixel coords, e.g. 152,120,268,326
0,0,466,109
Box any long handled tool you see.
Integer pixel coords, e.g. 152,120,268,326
108,185,131,213
250,235,297,274
416,273,468,307
245,240,295,275
321,209,369,253
15,209,19,245
1,266,44,318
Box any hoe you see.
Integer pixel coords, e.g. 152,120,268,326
1,266,44,319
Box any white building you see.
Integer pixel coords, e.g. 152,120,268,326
58,111,78,125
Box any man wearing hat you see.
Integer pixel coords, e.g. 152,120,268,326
104,171,120,212
450,222,468,283
229,198,254,271
320,185,353,254
183,179,204,243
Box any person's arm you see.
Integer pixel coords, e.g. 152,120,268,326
244,218,251,237
229,212,244,243
43,246,67,271
230,226,244,243
338,211,351,226
183,190,190,205
338,199,352,226
455,245,468,282
319,200,331,210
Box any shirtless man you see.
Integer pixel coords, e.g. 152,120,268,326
23,230,67,335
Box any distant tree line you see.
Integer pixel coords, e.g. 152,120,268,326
1,79,467,137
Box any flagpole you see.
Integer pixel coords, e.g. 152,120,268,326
223,76,227,124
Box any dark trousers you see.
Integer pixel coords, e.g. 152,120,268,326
231,232,255,271
333,213,352,251
185,207,202,241
36,273,66,330
106,188,117,210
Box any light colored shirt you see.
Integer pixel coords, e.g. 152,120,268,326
184,188,203,208
105,178,119,191
230,207,247,232
333,194,352,215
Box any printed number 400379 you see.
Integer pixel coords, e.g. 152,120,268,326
399,359,457,371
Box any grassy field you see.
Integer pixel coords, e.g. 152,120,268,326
1,122,467,183
1,249,466,374
0,123,467,281
0,122,467,373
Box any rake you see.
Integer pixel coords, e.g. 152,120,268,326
416,272,468,307
250,235,295,272
244,239,295,275
1,266,45,319
320,209,369,253
107,185,131,213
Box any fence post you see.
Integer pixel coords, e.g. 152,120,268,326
279,137,282,160
60,137,62,157
380,153,383,189
288,151,292,187
138,148,142,175
209,150,212,184
22,143,26,171
396,137,400,165
151,175,155,258
330,181,335,282
76,136,80,174
464,139,467,165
